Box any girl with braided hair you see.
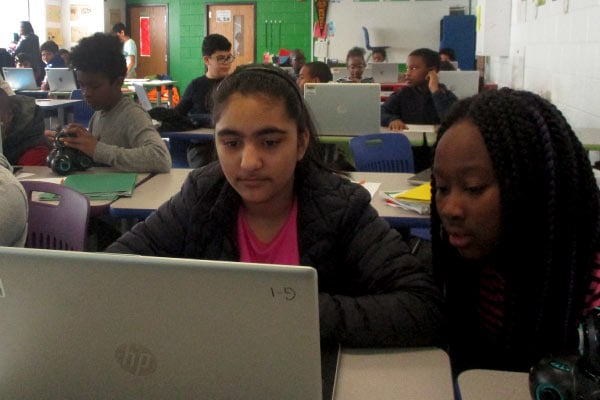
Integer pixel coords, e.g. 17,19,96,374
431,88,600,374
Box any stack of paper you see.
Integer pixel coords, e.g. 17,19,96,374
381,182,431,215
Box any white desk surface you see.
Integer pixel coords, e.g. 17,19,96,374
333,347,454,400
457,369,530,400
159,125,438,147
35,98,82,108
110,169,429,228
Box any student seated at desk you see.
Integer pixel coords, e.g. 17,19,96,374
0,88,50,165
107,65,444,348
173,34,234,168
45,33,171,173
296,61,333,91
381,48,457,131
431,88,600,375
0,154,28,247
336,47,374,83
39,40,66,91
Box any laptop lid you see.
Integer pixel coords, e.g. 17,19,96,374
46,68,78,92
0,247,322,399
1,67,38,90
133,83,153,111
304,83,381,136
438,70,480,99
368,63,399,83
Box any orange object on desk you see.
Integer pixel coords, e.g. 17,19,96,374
147,86,180,106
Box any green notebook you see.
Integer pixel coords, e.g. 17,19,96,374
41,173,137,201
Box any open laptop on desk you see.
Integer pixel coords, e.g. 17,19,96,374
438,70,480,99
1,67,39,90
0,247,322,399
304,83,381,136
46,68,78,92
368,62,399,83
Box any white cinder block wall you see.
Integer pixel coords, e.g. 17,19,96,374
485,0,600,131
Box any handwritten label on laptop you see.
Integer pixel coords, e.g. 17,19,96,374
271,287,296,301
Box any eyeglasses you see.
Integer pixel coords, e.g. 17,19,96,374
211,54,236,64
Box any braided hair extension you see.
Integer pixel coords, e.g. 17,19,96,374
432,88,600,367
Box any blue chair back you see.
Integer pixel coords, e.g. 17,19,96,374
350,133,415,173
70,89,94,128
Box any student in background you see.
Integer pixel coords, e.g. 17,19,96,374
381,48,457,130
111,23,137,79
107,65,444,348
45,33,171,173
10,21,44,79
58,48,70,66
289,48,306,78
439,60,457,71
371,47,387,63
174,33,234,168
296,61,332,91
39,40,66,90
15,52,44,87
431,88,600,375
0,153,27,247
0,88,50,165
439,47,456,63
337,46,373,83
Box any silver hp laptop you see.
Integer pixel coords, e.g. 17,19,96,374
46,68,78,92
1,67,39,90
368,63,399,83
304,82,381,136
0,247,322,399
438,70,480,99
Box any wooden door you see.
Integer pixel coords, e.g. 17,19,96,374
128,5,169,78
207,3,256,69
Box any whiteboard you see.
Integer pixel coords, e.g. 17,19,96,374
317,0,471,64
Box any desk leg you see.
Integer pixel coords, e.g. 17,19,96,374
155,87,162,107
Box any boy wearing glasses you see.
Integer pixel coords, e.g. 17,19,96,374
175,34,234,168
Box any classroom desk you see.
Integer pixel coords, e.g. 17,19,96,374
457,369,530,400
109,169,429,229
124,79,177,107
333,347,454,400
109,168,192,219
35,98,82,129
16,166,151,217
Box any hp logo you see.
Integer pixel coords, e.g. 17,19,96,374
115,343,157,376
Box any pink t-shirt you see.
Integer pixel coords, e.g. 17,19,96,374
237,200,300,266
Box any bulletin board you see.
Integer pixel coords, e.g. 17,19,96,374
320,0,470,63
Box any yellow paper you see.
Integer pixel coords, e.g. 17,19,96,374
393,182,431,202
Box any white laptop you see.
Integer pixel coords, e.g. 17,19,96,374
368,63,399,83
1,67,39,90
0,247,322,399
46,68,78,92
438,70,480,99
304,83,381,136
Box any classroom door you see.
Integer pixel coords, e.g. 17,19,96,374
207,3,256,68
128,5,169,78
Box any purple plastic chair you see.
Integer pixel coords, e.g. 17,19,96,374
20,180,90,251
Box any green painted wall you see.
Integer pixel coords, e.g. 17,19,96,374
126,0,312,92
